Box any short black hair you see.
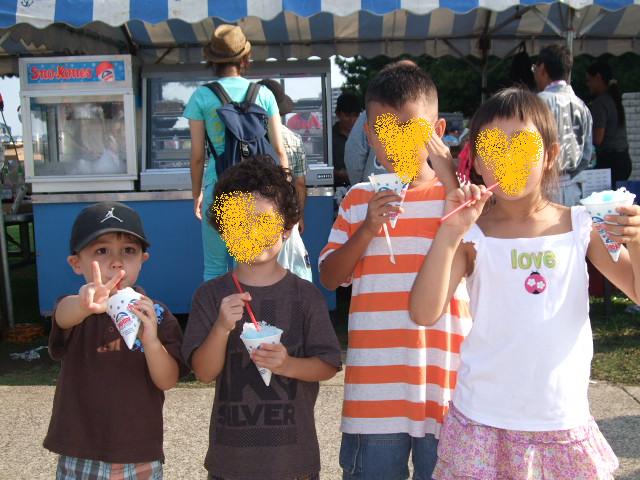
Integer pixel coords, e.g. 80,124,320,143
336,92,362,114
537,45,572,81
365,61,438,112
210,156,300,232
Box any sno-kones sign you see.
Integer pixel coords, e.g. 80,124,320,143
26,59,127,85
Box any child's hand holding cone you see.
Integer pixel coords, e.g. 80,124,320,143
600,204,640,245
252,343,290,376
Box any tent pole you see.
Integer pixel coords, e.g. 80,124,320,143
566,6,575,83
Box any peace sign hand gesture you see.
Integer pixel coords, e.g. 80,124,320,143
78,261,125,314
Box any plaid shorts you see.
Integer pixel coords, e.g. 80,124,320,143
209,474,319,480
57,455,163,480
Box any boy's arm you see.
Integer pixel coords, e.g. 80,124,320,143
320,189,402,291
189,292,251,383
54,295,94,330
143,339,180,390
427,133,459,193
191,323,233,383
131,297,180,390
55,263,124,330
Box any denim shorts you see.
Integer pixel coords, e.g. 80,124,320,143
339,432,438,480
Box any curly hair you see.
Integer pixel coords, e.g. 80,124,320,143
209,156,300,232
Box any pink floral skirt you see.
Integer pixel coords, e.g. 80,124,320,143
433,405,618,480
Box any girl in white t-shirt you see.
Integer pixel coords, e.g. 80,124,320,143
410,87,640,479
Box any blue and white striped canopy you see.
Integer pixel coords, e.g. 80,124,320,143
0,0,639,68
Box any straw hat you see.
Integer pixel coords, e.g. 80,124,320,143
204,24,251,63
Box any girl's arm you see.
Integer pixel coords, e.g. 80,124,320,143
588,205,640,304
410,230,470,326
410,185,491,326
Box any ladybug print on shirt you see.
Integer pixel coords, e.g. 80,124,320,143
524,272,547,294
511,249,556,295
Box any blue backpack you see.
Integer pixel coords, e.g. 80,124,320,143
203,82,280,176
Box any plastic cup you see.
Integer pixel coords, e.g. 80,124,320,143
369,173,407,228
240,322,283,386
580,188,636,262
106,287,142,350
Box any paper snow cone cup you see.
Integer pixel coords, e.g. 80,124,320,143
580,188,636,262
240,323,283,386
369,173,408,228
107,287,142,349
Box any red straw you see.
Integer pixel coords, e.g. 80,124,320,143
440,183,499,223
231,272,261,331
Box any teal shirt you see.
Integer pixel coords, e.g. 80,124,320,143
183,76,279,187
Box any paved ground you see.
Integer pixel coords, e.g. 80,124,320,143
0,372,639,479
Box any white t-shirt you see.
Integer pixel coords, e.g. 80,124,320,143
453,206,594,431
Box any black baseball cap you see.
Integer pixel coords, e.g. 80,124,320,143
258,79,294,115
69,202,150,254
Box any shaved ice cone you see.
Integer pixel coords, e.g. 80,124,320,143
369,173,408,228
240,322,283,386
580,188,636,262
107,287,142,349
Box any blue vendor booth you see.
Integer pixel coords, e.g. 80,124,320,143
1,0,640,317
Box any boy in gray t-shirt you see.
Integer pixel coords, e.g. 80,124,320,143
182,157,341,480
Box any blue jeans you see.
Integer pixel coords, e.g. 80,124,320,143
202,182,233,281
339,433,438,480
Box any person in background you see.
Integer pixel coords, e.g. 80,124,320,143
510,49,536,91
586,62,632,187
333,92,362,187
533,44,593,206
344,111,386,185
184,24,288,282
259,79,308,233
287,111,322,132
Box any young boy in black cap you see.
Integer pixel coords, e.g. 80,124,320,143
43,201,187,480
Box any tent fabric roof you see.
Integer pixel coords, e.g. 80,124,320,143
0,1,639,66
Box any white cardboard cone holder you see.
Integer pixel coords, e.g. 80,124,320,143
107,287,142,350
240,323,283,386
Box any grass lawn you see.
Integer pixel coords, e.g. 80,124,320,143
1,262,639,386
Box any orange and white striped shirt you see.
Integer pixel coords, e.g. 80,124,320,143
319,178,472,438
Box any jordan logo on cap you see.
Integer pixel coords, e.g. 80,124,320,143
100,208,124,223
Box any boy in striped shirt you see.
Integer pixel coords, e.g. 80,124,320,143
319,62,472,479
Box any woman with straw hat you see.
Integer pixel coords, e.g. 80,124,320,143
184,24,289,281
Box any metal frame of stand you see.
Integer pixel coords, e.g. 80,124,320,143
0,205,15,329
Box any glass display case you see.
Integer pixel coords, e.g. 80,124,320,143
20,55,137,193
140,60,332,190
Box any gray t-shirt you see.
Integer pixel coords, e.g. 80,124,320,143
590,92,629,153
182,271,342,480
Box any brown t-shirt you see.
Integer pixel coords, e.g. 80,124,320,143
43,292,188,463
182,271,342,480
